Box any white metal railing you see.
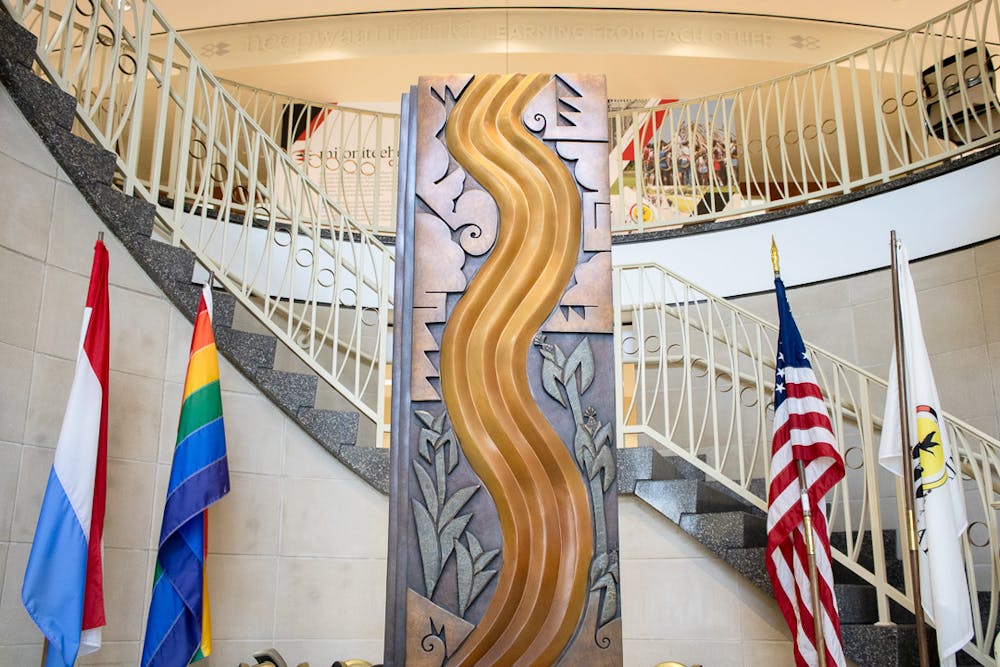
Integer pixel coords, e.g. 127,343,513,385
609,0,1000,233
55,0,997,238
129,0,1000,237
214,77,400,234
6,0,393,443
614,262,1000,664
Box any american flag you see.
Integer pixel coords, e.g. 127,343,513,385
767,276,846,667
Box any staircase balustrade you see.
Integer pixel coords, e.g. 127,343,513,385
5,0,393,443
615,261,1000,664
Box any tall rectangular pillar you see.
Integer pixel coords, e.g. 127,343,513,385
386,73,621,667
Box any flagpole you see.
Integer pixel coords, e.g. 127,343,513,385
772,237,826,667
889,229,931,667
39,637,47,667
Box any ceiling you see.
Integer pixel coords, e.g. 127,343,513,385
152,1,966,105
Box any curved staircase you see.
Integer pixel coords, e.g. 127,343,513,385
2,2,999,665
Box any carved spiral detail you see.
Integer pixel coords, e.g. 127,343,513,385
440,73,593,665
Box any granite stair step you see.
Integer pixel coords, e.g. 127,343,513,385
173,282,236,328
0,57,75,130
840,623,933,667
721,546,771,592
836,583,878,624
253,368,318,415
634,478,746,523
338,446,391,495
42,130,116,185
0,8,38,68
678,510,766,554
79,183,156,246
297,406,360,452
616,447,684,493
214,327,277,371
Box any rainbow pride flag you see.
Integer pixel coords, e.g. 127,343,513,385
142,285,229,667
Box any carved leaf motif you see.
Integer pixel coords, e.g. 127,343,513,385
563,338,595,395
411,499,440,596
439,485,479,528
591,444,617,492
467,531,483,561
592,421,613,449
542,357,567,407
413,462,439,519
455,539,473,616
433,410,447,432
590,552,609,584
435,446,447,501
415,410,436,428
470,569,497,610
418,428,435,463
477,546,499,568
592,571,619,626
441,430,459,472
575,426,595,462
581,449,595,482
438,513,473,571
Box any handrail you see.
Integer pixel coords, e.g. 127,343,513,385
104,1,1000,237
5,0,393,445
43,0,997,238
610,0,1000,232
614,261,1000,664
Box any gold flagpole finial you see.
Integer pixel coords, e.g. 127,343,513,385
770,235,780,278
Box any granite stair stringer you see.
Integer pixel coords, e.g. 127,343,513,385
621,445,944,667
0,8,385,493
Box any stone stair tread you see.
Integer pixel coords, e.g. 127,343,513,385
0,57,75,130
298,406,360,452
0,8,38,68
337,446,390,495
616,447,682,493
678,510,766,553
835,583,878,624
634,478,747,523
213,327,277,371
79,182,156,245
172,282,236,328
253,368,318,414
720,546,771,593
133,238,196,284
840,623,931,667
41,129,116,185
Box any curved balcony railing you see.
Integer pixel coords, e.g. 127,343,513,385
36,0,1000,237
614,262,1000,664
608,0,1000,231
7,0,393,438
132,1,1000,236
214,77,400,234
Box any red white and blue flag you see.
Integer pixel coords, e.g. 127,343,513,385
22,240,109,667
767,276,846,667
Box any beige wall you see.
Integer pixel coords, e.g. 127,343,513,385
0,84,796,666
733,241,1000,439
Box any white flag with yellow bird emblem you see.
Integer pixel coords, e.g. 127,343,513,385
878,241,973,664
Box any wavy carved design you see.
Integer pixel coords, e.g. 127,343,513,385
439,73,594,665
